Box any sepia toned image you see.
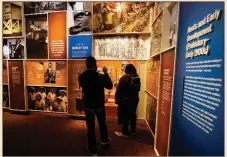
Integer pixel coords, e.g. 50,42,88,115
153,2,165,21
27,86,67,113
26,61,67,86
94,35,150,60
26,14,48,59
146,56,160,97
68,2,92,35
93,2,152,33
3,2,23,37
151,13,162,56
24,2,67,14
3,38,25,59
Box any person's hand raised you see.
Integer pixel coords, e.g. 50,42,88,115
103,66,108,74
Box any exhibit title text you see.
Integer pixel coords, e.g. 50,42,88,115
185,9,222,59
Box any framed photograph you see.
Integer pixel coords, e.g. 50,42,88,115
24,2,67,14
26,14,48,59
27,86,67,113
3,2,23,37
93,2,152,33
68,2,92,35
3,38,25,59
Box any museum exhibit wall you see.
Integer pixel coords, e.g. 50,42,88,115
2,2,151,118
169,2,224,156
143,2,179,156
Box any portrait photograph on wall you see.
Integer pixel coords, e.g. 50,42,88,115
26,14,48,59
3,38,25,59
27,86,67,113
26,61,67,86
24,2,67,14
67,2,92,35
3,85,9,108
94,35,150,60
3,2,23,37
93,2,152,33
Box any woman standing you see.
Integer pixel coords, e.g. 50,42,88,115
115,64,141,137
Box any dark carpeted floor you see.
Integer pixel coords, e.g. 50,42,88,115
3,111,156,156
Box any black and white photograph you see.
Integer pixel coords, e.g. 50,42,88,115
44,62,56,84
3,2,23,37
26,14,48,59
3,85,9,108
68,2,92,35
3,38,24,59
169,3,179,47
28,86,67,113
24,2,67,14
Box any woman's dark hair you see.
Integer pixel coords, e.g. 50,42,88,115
86,56,97,70
125,64,137,75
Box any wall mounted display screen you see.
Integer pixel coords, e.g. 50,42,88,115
48,12,67,59
68,35,92,59
93,2,152,33
27,86,67,113
67,2,92,35
24,2,67,14
3,2,23,37
3,38,25,59
94,35,150,60
146,56,160,97
26,61,67,86
25,14,48,59
169,2,224,156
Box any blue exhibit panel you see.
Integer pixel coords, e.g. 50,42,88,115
169,2,224,156
68,35,92,59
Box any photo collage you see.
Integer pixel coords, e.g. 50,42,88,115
2,2,179,116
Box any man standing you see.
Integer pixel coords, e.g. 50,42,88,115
79,56,113,156
13,39,23,59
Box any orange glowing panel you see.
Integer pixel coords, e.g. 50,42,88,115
48,12,67,59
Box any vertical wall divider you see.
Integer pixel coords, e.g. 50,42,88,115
167,3,181,155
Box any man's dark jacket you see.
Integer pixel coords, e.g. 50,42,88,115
79,70,113,109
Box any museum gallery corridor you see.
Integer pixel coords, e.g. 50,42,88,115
3,112,156,156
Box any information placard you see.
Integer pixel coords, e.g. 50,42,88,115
156,48,175,156
8,61,25,110
68,35,92,59
49,12,67,59
169,2,224,156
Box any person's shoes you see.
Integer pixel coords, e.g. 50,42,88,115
87,146,97,156
101,138,112,145
115,132,129,137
